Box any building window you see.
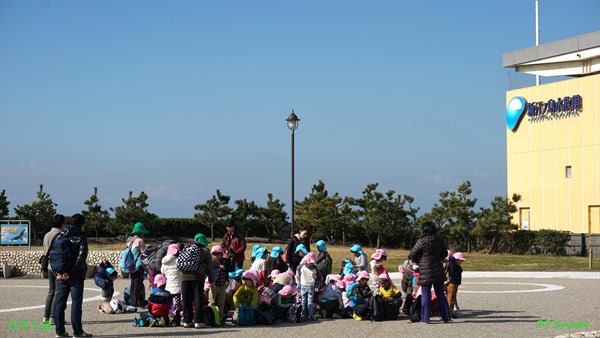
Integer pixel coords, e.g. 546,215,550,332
566,166,572,178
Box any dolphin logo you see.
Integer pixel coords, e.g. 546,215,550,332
506,96,527,131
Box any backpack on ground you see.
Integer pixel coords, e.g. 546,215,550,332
370,295,385,322
119,243,137,273
236,305,255,326
141,242,162,270
255,311,275,325
177,243,202,272
204,304,221,327
384,298,401,320
410,295,422,322
134,311,168,327
287,303,302,323
49,234,76,273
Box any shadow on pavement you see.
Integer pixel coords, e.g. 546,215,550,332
456,309,538,323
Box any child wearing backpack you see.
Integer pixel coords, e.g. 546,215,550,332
161,243,182,326
295,252,321,321
233,270,259,325
315,240,333,278
145,239,175,289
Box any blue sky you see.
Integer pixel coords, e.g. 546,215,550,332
1,1,599,218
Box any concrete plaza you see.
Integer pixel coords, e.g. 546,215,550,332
1,271,599,338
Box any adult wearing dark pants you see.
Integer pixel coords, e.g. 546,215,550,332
409,221,452,324
221,220,246,270
126,222,149,308
181,233,215,328
54,214,92,337
285,228,310,272
43,214,65,324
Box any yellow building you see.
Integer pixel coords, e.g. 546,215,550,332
503,30,600,235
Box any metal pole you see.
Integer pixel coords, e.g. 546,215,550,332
291,129,295,239
535,0,540,86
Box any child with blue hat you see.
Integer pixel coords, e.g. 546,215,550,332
264,246,287,282
250,246,268,272
350,244,368,272
250,244,262,263
315,240,333,277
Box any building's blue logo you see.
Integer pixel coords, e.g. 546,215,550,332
506,96,527,131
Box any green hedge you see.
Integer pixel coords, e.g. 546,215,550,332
533,229,571,255
498,230,570,255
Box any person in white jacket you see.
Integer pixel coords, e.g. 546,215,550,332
161,243,182,326
295,252,321,321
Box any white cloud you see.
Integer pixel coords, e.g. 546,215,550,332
143,181,193,201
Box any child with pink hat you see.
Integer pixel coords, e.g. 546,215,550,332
268,269,280,285
447,252,465,318
269,285,298,322
232,270,259,324
296,252,321,321
319,275,344,319
145,274,172,326
346,271,372,320
370,248,388,286
160,243,182,326
209,244,231,321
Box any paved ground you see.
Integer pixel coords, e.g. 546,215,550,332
1,271,599,338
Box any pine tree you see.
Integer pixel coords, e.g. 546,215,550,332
14,185,57,240
82,187,111,242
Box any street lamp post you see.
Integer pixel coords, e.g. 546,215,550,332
286,110,300,239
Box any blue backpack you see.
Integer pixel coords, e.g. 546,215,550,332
119,243,137,273
49,234,76,273
236,305,255,326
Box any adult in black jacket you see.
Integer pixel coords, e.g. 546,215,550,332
409,221,451,324
54,214,92,337
285,229,310,272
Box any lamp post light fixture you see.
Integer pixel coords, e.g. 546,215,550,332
286,110,300,239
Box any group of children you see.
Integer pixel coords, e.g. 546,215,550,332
92,239,465,326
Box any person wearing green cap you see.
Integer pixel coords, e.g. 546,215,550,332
180,233,214,329
126,222,149,309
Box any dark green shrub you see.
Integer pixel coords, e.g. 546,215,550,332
500,230,536,254
533,229,571,255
